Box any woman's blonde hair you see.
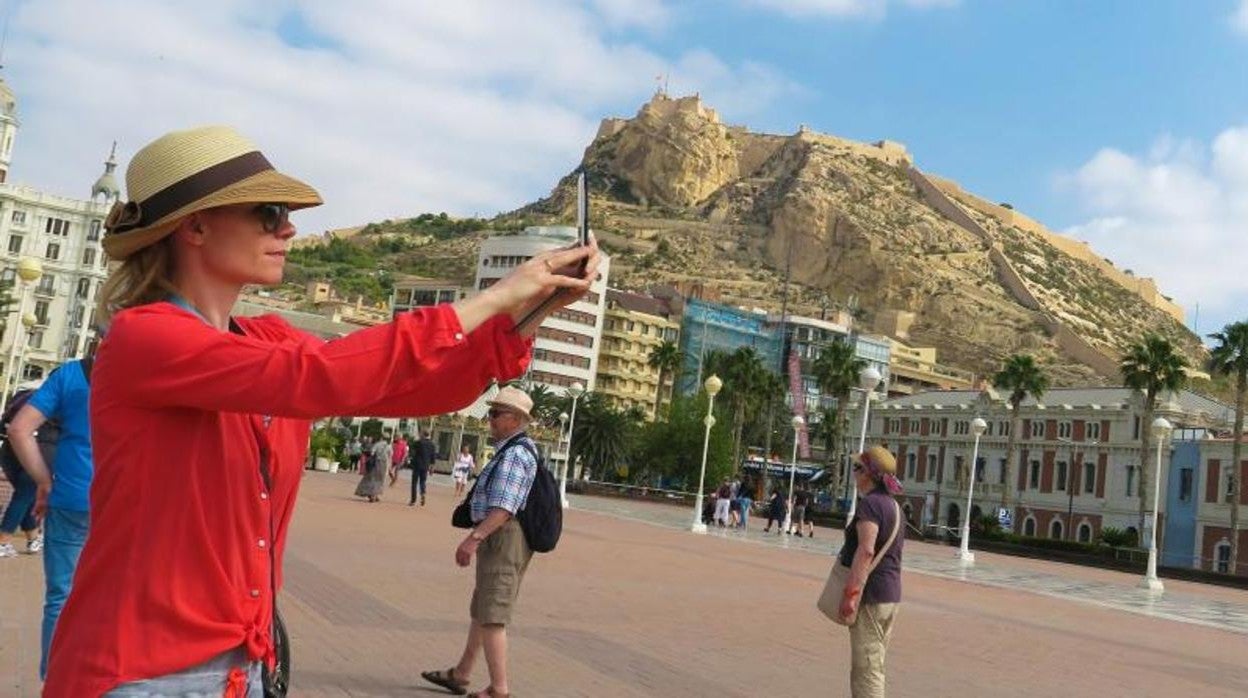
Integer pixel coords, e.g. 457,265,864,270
96,235,178,328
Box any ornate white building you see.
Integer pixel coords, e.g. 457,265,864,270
0,76,116,383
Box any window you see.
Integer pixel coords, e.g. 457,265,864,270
998,458,1008,485
1049,519,1064,540
927,454,937,480
71,304,85,328
45,242,60,260
7,235,20,253
1023,517,1036,537
906,453,916,480
0,267,13,284
76,278,90,299
1029,460,1041,489
10,209,26,225
909,419,919,433
1083,463,1096,494
28,329,43,349
35,274,55,296
999,421,1011,436
82,248,96,267
1215,542,1231,574
1227,471,1237,504
1179,468,1193,502
975,456,986,482
1056,461,1068,491
1030,421,1045,438
1087,422,1101,440
1125,465,1136,497
1132,416,1141,440
88,220,101,241
33,300,49,325
1058,421,1072,439
1078,523,1092,543
953,420,969,435
44,217,70,236
985,421,994,436
21,363,43,381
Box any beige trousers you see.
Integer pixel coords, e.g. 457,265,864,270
848,602,899,697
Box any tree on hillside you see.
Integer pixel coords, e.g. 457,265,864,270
1208,322,1248,574
1120,333,1188,536
811,340,867,495
993,354,1050,512
647,340,683,420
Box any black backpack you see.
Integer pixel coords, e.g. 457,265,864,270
452,435,563,553
512,441,562,554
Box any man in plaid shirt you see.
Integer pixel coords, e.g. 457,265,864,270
423,386,537,698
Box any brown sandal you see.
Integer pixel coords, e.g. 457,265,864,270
420,667,469,695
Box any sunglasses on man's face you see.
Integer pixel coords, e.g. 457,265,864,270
251,203,290,233
487,409,513,420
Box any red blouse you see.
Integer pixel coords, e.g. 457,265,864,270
43,302,530,697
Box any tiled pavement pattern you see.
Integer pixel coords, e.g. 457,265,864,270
2,470,1246,697
568,491,1248,636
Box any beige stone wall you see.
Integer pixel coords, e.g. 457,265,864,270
795,129,911,166
926,175,1184,322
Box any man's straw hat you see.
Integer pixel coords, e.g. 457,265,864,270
103,125,322,259
487,386,534,421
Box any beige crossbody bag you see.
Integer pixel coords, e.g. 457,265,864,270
817,499,900,626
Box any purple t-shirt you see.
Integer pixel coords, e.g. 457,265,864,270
837,487,903,604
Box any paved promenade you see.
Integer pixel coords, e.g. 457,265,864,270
3,470,1247,697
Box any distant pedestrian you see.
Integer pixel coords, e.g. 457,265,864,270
714,480,732,527
356,433,390,502
736,476,754,529
389,432,409,487
0,387,54,560
346,436,362,472
7,357,95,679
422,387,540,698
789,486,812,537
763,488,786,534
453,444,475,497
835,446,905,697
411,430,437,506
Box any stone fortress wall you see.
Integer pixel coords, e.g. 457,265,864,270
924,175,1184,323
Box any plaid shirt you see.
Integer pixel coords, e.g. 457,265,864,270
471,432,537,523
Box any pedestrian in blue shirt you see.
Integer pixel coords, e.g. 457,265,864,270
7,357,93,679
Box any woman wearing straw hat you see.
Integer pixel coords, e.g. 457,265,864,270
41,125,599,697
837,445,905,698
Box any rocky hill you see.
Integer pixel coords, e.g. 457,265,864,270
294,93,1206,387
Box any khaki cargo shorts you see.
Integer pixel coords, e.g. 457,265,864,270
470,519,534,626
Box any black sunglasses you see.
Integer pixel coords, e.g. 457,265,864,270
251,203,290,233
487,408,512,419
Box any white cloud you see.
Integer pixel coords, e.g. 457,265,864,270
2,0,802,235
1060,127,1248,334
741,0,957,20
1232,0,1248,35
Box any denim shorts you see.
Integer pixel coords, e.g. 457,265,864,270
105,647,263,697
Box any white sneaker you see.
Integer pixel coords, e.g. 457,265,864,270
0,543,17,558
24,536,43,554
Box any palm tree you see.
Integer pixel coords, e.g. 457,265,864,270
704,347,772,472
522,383,562,429
811,340,866,494
569,394,639,480
993,354,1050,512
647,340,683,420
1121,333,1189,536
1208,322,1248,574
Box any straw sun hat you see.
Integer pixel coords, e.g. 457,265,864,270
486,386,535,421
102,125,322,259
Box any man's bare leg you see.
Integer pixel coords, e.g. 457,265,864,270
454,620,485,683
481,623,510,695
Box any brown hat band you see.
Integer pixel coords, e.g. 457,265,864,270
105,150,274,234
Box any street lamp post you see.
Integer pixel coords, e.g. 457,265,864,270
783,414,805,534
1141,417,1172,592
0,257,43,414
557,411,569,491
691,374,723,534
846,366,883,522
561,383,584,509
1058,437,1099,541
957,417,988,564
